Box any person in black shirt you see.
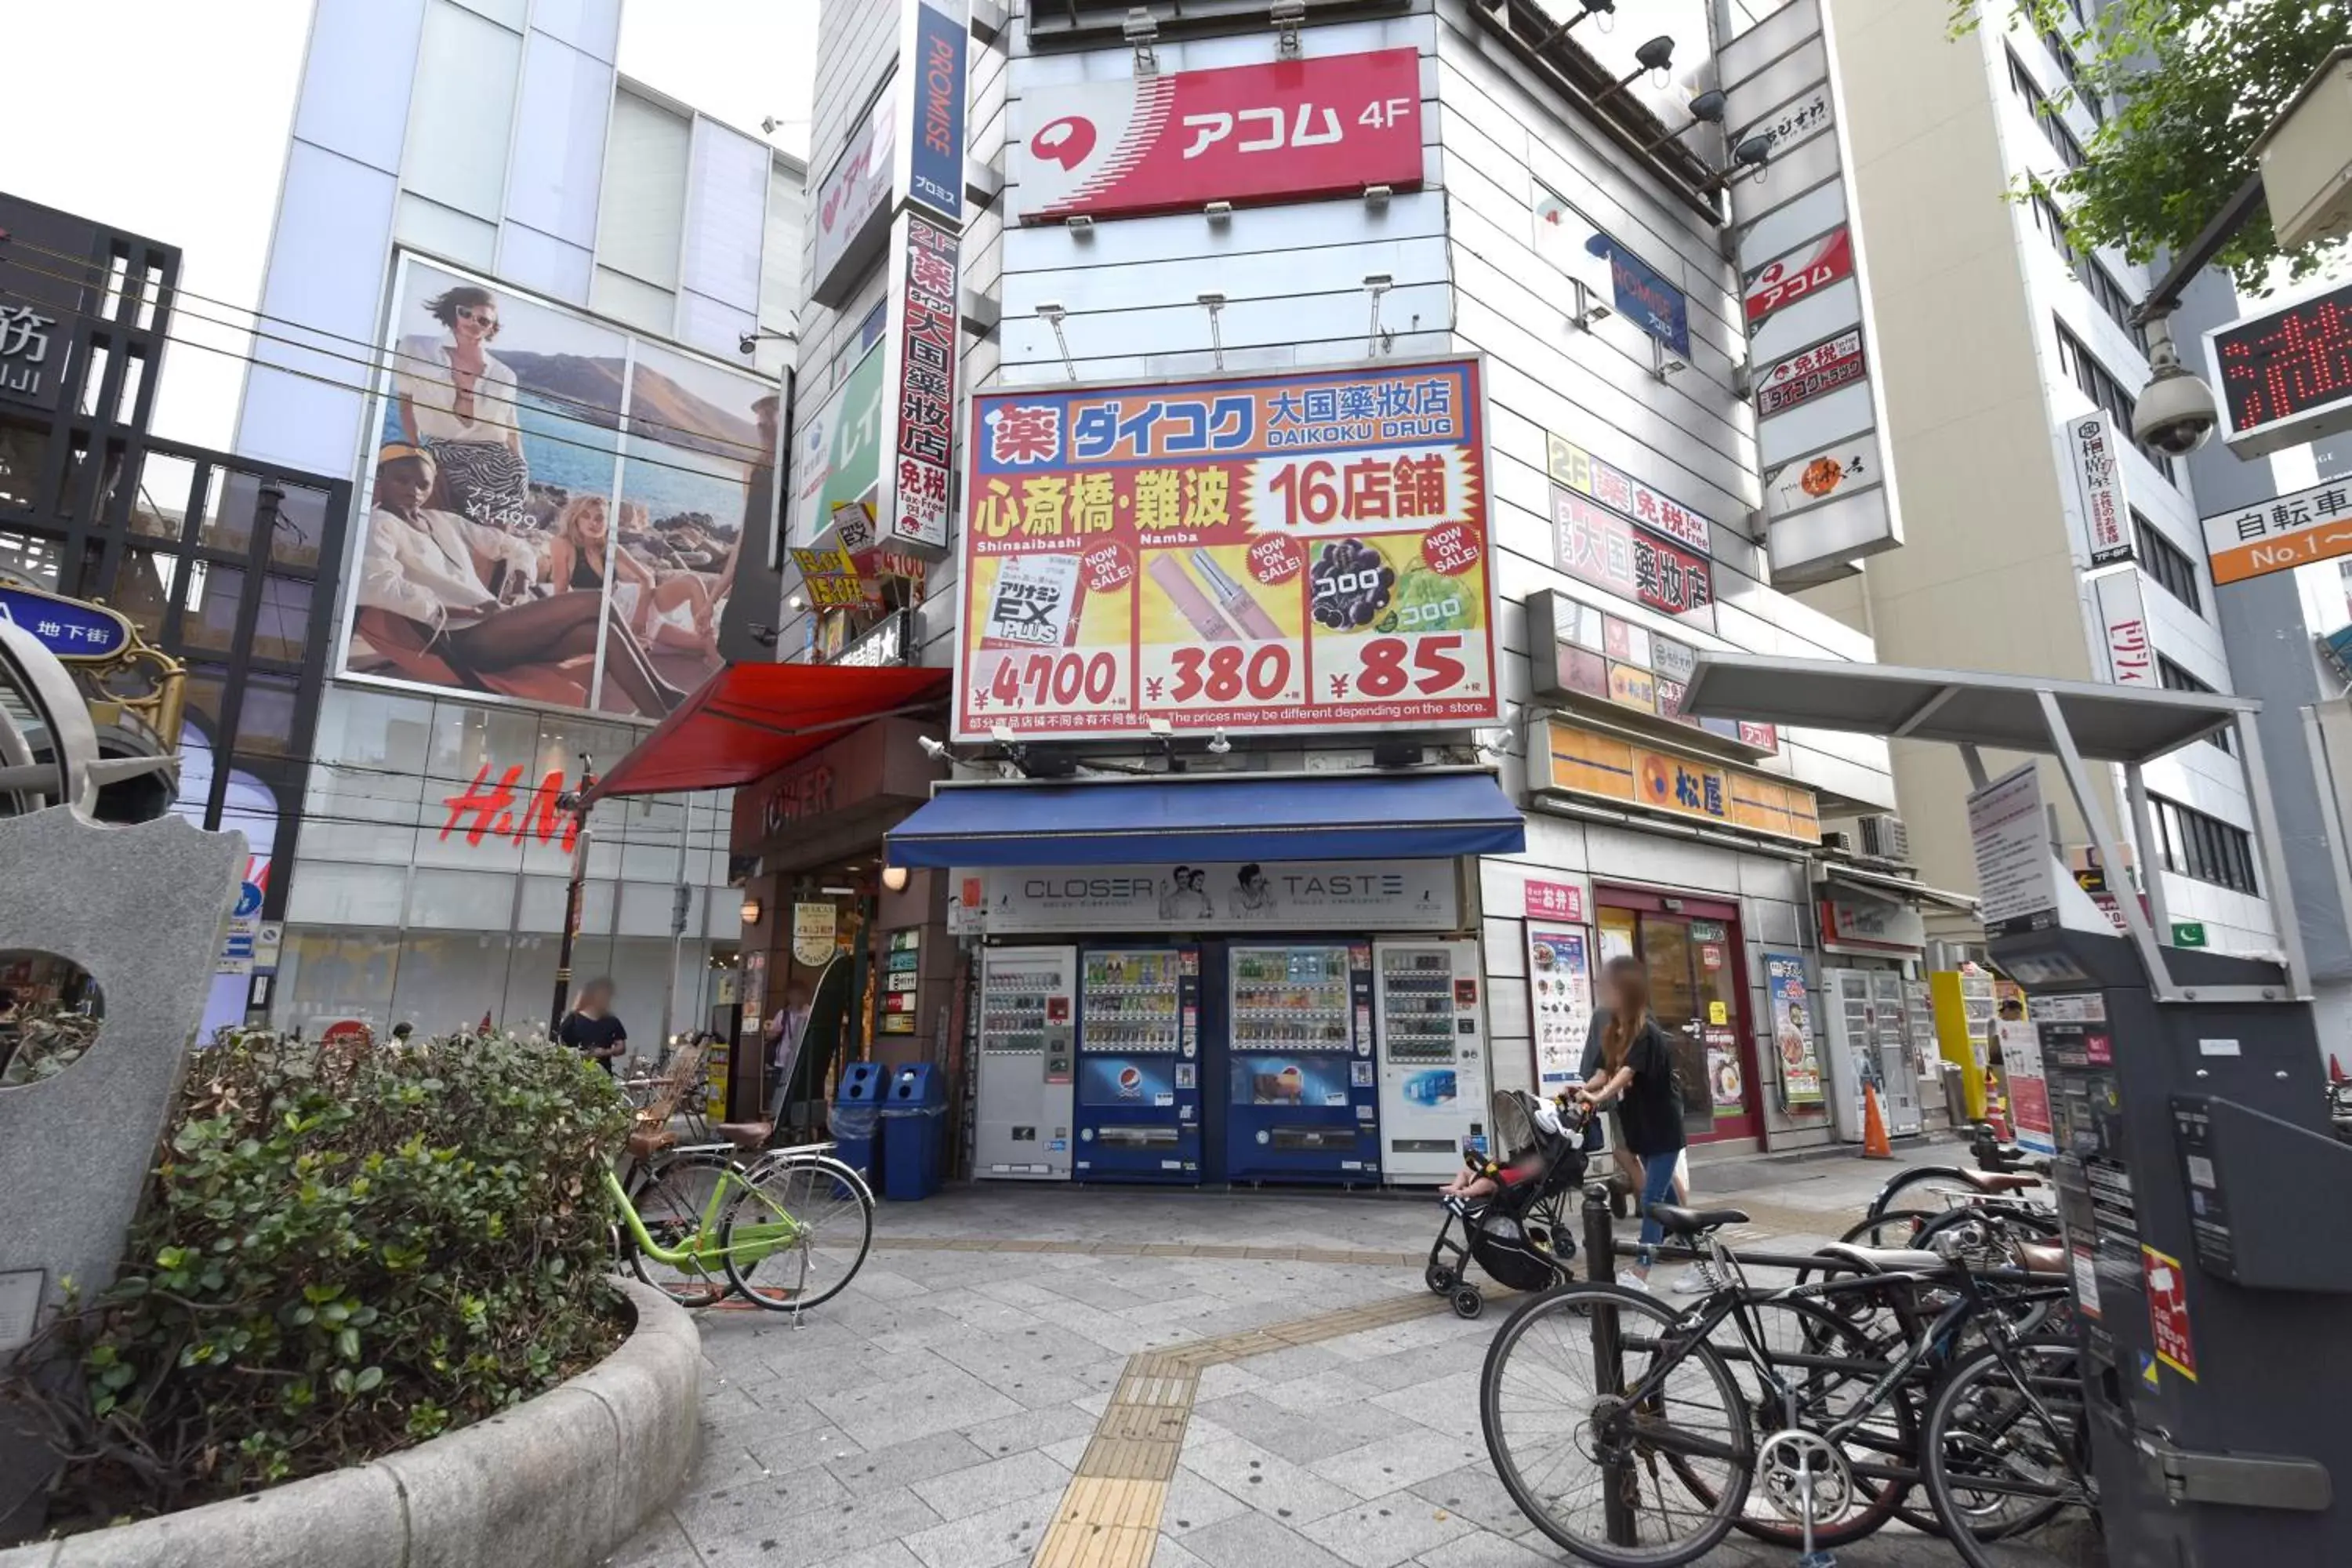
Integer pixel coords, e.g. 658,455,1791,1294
559,977,629,1075
1577,959,1686,1292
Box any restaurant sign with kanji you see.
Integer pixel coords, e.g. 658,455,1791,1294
2200,477,2352,586
954,356,1498,740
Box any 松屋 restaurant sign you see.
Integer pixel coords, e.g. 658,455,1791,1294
1537,719,1820,844
953,356,1498,740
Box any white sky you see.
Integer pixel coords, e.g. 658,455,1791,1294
3,0,816,456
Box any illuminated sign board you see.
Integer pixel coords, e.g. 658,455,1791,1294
2207,280,2352,458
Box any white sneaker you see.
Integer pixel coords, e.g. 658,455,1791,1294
1616,1269,1652,1294
1671,1264,1721,1296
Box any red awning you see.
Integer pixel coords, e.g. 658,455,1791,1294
585,662,951,802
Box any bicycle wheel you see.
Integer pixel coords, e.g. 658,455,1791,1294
1867,1166,1971,1218
1922,1338,2096,1567
623,1154,735,1307
1481,1282,1752,1567
721,1152,875,1311
1700,1297,1916,1550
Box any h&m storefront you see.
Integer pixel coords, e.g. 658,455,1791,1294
887,771,1525,1188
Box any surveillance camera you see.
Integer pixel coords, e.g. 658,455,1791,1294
2132,361,2220,458
1207,728,1232,755
738,333,758,356
918,735,950,760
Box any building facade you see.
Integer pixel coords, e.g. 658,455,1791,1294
1818,4,2300,977
230,0,808,1042
720,0,1966,1176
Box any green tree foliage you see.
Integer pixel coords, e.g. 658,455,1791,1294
1957,0,2350,292
2,1027,632,1526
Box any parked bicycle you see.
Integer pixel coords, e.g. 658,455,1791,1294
1479,1199,2092,1568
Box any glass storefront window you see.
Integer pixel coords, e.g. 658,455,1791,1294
266,480,332,572
233,673,302,757
195,468,264,557
130,451,199,543
0,528,64,590
109,547,180,641
248,574,314,663
179,561,246,653
0,419,48,511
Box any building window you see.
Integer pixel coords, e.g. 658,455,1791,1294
2042,31,2104,123
2153,796,2259,895
2031,191,2075,263
2157,657,2233,751
2134,510,2205,616
2008,50,2087,170
2081,256,2148,355
2056,321,2179,484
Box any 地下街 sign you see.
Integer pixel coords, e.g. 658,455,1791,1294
2199,475,2352,586
2064,412,2136,566
879,212,960,555
1008,48,1425,225
0,584,132,662
1720,0,1901,579
1537,719,1820,844
953,356,1498,740
950,859,1460,935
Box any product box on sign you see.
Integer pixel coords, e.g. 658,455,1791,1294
953,356,1499,741
1008,47,1425,224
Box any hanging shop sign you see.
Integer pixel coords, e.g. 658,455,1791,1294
790,543,868,609
1766,953,1824,1107
789,345,884,552
1533,198,1690,361
2199,474,2352,586
0,583,132,661
1721,0,1901,581
1544,433,1712,554
2205,278,2352,459
953,355,1497,739
811,93,895,305
1550,490,1714,623
791,902,839,966
1820,893,1927,954
2063,412,2136,566
950,859,1460,935
1523,877,1586,924
1526,925,1594,1094
1525,590,1777,753
1537,720,1820,844
1008,47,1424,225
879,212,960,555
2092,570,2156,688
833,606,911,667
896,0,968,225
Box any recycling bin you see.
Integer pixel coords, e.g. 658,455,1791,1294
830,1062,886,1179
879,1064,949,1200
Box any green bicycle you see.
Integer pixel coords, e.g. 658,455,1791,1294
611,1142,875,1310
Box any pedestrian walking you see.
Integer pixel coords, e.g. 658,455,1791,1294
1577,957,1687,1294
558,977,629,1075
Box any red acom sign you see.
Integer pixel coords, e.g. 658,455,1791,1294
1009,48,1425,224
1743,227,1855,326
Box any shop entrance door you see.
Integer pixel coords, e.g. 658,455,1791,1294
1595,891,1760,1145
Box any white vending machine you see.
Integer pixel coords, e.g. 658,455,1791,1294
1373,938,1490,1183
1823,967,1922,1142
975,946,1076,1180
1869,970,1924,1136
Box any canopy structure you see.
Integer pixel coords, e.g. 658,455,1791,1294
585,662,950,803
886,769,1526,868
1681,653,2304,1006
1819,862,1980,917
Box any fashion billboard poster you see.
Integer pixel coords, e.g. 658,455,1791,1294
347,257,776,720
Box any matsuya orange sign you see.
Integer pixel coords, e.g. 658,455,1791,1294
1540,720,1820,844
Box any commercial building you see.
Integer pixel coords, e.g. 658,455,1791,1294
1817,2,2345,1047
656,0,1981,1179
227,0,807,1042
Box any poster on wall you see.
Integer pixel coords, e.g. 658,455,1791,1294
954,356,1498,739
2000,1014,2056,1156
346,256,774,720
1766,953,1824,1107
1526,925,1593,1093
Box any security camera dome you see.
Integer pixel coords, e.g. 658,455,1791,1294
2132,359,2220,458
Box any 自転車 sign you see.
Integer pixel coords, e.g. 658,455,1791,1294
2201,477,2352,586
954,357,1497,740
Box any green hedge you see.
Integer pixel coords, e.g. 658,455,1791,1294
8,1027,633,1524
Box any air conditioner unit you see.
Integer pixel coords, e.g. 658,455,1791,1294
1858,813,1911,862
1820,829,1857,855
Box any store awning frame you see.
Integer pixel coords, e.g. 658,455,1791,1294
885,768,1526,868
584,662,951,804
1818,862,1980,917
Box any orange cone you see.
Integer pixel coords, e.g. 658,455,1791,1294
2332,1054,2347,1084
1862,1083,1895,1160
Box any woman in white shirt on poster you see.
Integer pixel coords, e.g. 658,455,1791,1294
394,285,532,532
358,444,685,715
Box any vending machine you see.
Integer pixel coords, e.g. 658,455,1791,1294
974,946,1076,1180
1074,945,1200,1183
1373,938,1490,1183
1869,970,1924,1136
1224,942,1381,1185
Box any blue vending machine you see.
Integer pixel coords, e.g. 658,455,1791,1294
1225,942,1381,1185
1074,946,1201,1182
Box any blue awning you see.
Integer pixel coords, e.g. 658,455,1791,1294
886,771,1526,867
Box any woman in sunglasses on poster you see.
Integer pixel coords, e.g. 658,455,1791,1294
394,285,532,532
358,445,686,715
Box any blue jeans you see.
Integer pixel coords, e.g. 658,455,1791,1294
1634,1149,1681,1268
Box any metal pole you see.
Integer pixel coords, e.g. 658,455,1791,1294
659,798,693,1048
2236,710,2317,1000
1581,1183,1637,1548
2124,762,2175,942
2035,691,2184,999
549,753,596,1034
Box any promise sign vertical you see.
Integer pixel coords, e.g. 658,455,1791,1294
898,0,967,226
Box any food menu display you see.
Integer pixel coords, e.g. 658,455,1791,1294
1231,946,1352,1053
1081,949,1181,1052
1377,949,1457,1064
955,358,1497,739
1526,926,1593,1094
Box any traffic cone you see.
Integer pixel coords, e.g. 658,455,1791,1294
2331,1054,2347,1084
1861,1083,1895,1160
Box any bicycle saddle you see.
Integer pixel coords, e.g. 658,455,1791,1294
1818,1242,1952,1273
1646,1203,1750,1235
715,1120,773,1149
1957,1170,2042,1193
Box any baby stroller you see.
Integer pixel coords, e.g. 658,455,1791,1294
1424,1090,1592,1319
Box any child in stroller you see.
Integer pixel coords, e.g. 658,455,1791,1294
1424,1089,1592,1318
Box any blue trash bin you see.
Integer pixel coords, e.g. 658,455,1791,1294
831,1062,886,1179
879,1064,948,1201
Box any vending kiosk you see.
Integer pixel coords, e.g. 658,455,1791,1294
1073,945,1201,1183
974,946,1076,1180
1373,938,1489,1183
1224,942,1381,1185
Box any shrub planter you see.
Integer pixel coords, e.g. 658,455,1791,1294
0,1280,699,1568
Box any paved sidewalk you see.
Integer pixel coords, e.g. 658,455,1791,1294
611,1142,2056,1568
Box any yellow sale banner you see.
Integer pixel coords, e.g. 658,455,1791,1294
954,358,1497,739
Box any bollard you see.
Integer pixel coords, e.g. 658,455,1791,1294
1581,1181,1638,1549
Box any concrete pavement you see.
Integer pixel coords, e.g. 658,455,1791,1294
609,1140,2060,1568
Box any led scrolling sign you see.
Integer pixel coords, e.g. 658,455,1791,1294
2210,281,2352,456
